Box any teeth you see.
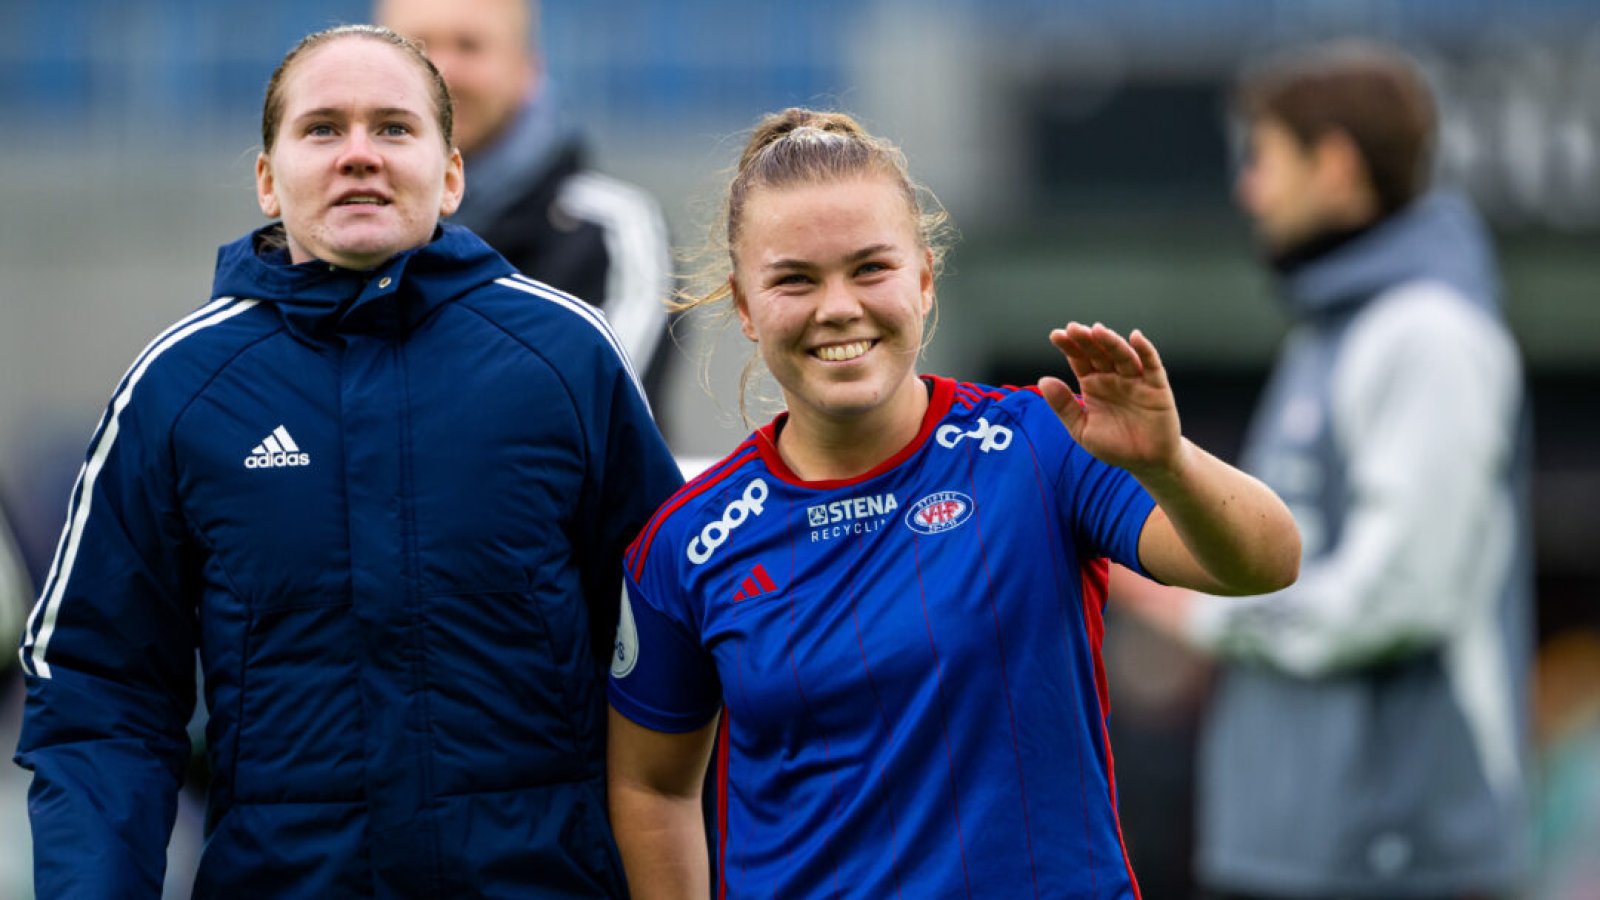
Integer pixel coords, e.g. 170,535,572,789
341,197,384,205
817,340,872,362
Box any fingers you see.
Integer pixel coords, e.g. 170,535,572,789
1051,322,1145,379
1129,328,1165,376
1037,375,1086,436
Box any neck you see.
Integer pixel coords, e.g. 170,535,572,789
776,378,930,482
1268,216,1380,276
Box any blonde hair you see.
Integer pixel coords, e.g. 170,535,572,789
680,107,955,425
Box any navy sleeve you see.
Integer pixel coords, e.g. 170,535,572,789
574,335,684,670
15,383,198,897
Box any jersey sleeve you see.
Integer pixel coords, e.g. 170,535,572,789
1018,394,1156,575
608,563,722,734
15,379,199,896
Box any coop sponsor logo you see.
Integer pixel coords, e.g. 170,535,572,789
687,478,768,565
935,416,1012,454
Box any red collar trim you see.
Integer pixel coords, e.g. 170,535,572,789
754,375,955,489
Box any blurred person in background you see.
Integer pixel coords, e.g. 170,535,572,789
0,498,27,680
14,24,680,896
0,496,31,895
375,0,678,422
1531,627,1600,900
1117,40,1533,899
605,107,1300,898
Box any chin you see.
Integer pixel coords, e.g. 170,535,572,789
329,234,422,267
812,387,893,419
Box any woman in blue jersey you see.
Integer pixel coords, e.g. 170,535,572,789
15,25,681,896
607,107,1300,898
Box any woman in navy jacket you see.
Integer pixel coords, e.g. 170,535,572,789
14,25,681,897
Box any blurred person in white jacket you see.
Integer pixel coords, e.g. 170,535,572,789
1119,40,1533,899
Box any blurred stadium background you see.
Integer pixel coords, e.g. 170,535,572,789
2,1,1597,896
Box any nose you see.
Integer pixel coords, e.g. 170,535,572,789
814,276,862,324
338,129,382,176
1234,159,1263,214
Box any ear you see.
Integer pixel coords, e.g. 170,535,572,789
1313,130,1369,202
439,147,465,217
255,152,280,218
731,274,758,342
919,247,936,317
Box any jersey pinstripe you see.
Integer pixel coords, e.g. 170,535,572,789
611,375,1155,899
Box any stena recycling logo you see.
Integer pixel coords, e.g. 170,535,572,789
936,416,1012,453
687,478,768,565
904,491,974,535
611,583,640,679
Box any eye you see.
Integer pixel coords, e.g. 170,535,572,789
306,122,337,137
770,272,813,288
379,122,413,137
854,260,889,277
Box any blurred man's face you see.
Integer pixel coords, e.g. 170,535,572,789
377,0,534,157
1235,118,1333,255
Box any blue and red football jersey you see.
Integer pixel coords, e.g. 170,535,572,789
610,376,1155,899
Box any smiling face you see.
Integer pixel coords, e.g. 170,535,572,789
255,36,464,270
731,174,934,435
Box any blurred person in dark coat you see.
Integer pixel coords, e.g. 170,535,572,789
1118,40,1532,899
376,0,677,419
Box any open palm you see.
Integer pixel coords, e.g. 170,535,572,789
1036,322,1182,478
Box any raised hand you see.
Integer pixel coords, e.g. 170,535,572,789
1036,322,1183,479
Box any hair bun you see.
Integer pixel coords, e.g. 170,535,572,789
739,108,867,172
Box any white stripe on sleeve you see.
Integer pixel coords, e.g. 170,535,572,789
496,275,652,411
21,298,259,678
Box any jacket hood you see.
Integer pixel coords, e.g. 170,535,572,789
211,222,515,339
1282,191,1501,319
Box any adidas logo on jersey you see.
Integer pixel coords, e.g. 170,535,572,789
243,425,311,469
732,563,779,602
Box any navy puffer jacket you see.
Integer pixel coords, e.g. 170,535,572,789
16,224,682,897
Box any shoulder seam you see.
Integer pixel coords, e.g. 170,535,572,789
626,441,762,579
492,275,652,412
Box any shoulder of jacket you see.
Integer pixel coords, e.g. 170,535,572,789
466,275,621,349
118,297,279,413
1350,279,1516,360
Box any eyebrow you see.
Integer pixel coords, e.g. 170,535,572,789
762,243,896,272
293,106,425,121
